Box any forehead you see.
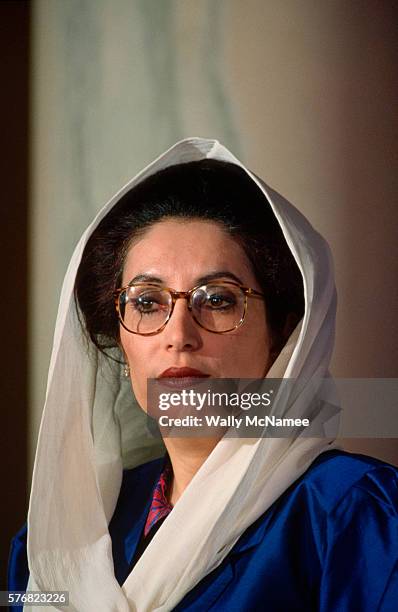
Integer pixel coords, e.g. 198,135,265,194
122,218,255,286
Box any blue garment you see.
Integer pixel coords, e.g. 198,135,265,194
8,450,398,611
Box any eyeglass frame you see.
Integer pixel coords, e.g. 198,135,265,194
113,280,265,336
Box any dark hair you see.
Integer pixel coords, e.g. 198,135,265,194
74,159,304,355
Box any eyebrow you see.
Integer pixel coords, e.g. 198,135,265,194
128,271,244,286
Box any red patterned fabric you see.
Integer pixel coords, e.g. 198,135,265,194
144,460,173,537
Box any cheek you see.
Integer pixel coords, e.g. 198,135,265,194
120,328,149,365
213,325,272,378
235,333,271,374
231,313,273,376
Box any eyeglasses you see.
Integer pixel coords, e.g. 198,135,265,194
113,281,265,336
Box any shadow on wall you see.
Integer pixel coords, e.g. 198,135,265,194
0,0,29,590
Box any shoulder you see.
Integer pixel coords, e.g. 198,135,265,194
295,448,398,514
232,450,397,609
301,450,398,610
238,449,397,573
185,452,397,611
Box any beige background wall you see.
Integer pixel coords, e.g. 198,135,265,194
31,0,398,471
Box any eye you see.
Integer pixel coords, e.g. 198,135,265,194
130,291,168,315
204,290,237,310
135,296,157,313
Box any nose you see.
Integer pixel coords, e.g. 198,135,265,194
162,297,203,351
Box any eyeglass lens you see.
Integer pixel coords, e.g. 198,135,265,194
118,284,246,334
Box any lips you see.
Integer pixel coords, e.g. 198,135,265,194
157,367,210,389
159,367,210,378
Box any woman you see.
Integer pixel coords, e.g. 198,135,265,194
9,138,397,611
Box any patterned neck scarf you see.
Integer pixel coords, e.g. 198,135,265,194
144,459,173,537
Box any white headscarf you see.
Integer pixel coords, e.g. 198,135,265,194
25,138,338,611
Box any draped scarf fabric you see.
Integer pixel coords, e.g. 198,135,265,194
25,138,337,611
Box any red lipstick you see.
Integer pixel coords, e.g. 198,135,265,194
158,367,210,389
159,367,209,378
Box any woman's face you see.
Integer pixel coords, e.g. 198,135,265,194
120,219,276,410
